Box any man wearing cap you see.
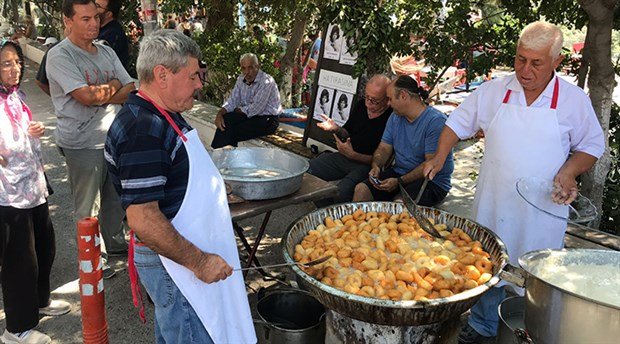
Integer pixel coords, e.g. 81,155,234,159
424,21,605,343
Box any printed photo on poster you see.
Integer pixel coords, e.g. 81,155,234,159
313,86,335,121
323,24,342,60
339,35,358,65
332,90,354,126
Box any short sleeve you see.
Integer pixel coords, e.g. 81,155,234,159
381,113,396,145
114,118,172,208
424,113,447,155
445,85,486,139
46,48,88,95
568,93,605,158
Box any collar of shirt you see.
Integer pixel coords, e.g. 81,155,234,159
505,71,558,106
242,70,265,86
126,91,181,119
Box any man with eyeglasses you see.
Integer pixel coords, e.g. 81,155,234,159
308,74,392,204
95,0,130,71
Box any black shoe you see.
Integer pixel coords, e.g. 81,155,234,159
458,323,494,344
102,264,117,279
106,249,128,257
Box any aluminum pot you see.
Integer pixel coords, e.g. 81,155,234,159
497,296,531,344
254,288,326,344
210,147,308,200
282,202,510,326
516,249,620,344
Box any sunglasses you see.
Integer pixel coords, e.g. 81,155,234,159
364,95,387,105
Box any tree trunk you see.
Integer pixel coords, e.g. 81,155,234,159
278,9,308,108
577,0,618,229
206,1,235,31
577,42,589,89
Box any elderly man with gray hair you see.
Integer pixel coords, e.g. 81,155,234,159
105,29,255,344
211,53,282,148
424,21,605,343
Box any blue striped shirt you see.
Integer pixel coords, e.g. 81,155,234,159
222,70,282,117
105,92,190,220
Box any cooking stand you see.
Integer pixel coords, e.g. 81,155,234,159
229,173,338,279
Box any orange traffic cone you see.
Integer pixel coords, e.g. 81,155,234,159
77,217,109,344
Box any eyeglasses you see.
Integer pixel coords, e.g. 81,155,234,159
0,60,21,70
364,95,386,105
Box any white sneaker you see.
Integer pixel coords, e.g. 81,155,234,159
1,329,51,344
39,299,71,316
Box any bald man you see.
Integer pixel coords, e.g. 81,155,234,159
308,75,392,204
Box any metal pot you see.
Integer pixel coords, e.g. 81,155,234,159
282,202,510,326
497,296,531,344
254,288,326,344
516,249,620,344
210,147,309,200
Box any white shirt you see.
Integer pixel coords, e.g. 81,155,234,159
446,73,605,159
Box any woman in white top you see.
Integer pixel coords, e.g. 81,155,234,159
0,39,70,344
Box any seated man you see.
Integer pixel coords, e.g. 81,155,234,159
308,74,392,203
353,75,454,206
211,53,281,148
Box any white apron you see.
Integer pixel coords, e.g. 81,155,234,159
138,92,256,344
472,77,568,265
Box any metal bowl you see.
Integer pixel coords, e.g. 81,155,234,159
211,147,309,200
282,202,509,326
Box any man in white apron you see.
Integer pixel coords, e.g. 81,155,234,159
424,21,604,343
104,30,256,343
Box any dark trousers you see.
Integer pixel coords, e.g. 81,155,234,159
308,152,370,204
362,168,448,206
0,203,55,332
210,111,279,149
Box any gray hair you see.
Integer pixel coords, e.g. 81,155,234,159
136,29,202,84
518,21,563,58
239,53,259,65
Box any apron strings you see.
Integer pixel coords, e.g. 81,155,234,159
128,230,147,324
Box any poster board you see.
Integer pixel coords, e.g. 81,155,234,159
303,24,361,148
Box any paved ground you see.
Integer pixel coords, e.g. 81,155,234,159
0,60,485,343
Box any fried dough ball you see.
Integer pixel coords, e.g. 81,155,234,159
295,208,495,302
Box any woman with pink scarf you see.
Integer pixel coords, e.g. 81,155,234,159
0,39,70,344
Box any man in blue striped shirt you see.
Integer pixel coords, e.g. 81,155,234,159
211,53,281,148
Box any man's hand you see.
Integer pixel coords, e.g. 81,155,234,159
317,114,338,132
552,171,578,205
423,156,446,181
27,121,45,138
191,252,233,284
375,178,398,192
369,166,381,181
334,134,354,159
215,114,226,131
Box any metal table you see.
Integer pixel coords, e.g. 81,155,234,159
229,173,338,278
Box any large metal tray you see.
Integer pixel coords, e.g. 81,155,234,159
282,202,509,326
211,147,309,200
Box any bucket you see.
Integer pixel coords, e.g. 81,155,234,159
497,296,530,344
255,288,326,344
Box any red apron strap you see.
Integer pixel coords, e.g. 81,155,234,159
550,77,560,110
502,90,512,104
128,230,147,323
137,91,187,142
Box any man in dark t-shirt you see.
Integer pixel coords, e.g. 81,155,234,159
308,75,392,203
96,0,130,69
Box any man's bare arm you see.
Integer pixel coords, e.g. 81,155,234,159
371,142,393,171
70,79,123,106
126,201,232,283
108,82,136,104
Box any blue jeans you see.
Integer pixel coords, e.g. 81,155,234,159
134,245,214,344
468,286,506,337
